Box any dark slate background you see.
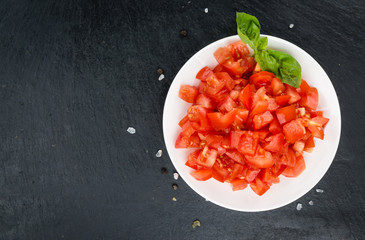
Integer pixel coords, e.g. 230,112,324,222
0,0,364,239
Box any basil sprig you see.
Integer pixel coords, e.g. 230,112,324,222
236,12,302,88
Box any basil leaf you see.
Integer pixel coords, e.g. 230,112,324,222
256,49,302,88
236,12,261,52
257,37,268,51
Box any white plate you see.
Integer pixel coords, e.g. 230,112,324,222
162,35,341,212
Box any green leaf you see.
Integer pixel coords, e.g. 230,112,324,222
257,37,268,51
256,50,301,88
236,12,261,52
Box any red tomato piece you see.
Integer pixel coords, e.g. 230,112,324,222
293,140,305,155
196,66,214,82
264,133,285,153
245,168,261,182
178,115,189,128
237,131,259,156
231,178,248,191
181,121,196,137
300,87,318,110
304,136,315,153
175,132,200,148
245,146,274,168
282,155,306,177
283,119,306,143
230,131,244,149
281,148,297,167
250,178,270,196
215,72,235,90
250,100,269,117
196,146,218,168
250,71,275,88
185,150,201,169
232,109,249,129
207,109,237,131
196,94,214,109
285,85,301,104
227,163,245,182
212,162,230,183
275,105,297,125
227,41,250,60
213,64,224,73
253,111,274,129
190,168,213,181
275,95,291,106
269,117,282,134
239,84,253,110
179,85,199,103
225,150,245,164
218,96,237,113
271,77,286,95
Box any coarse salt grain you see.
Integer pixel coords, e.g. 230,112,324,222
289,23,294,28
158,74,165,81
296,203,302,211
127,127,136,134
172,197,177,201
308,200,314,206
155,150,162,157
204,8,208,13
173,172,179,180
316,188,324,193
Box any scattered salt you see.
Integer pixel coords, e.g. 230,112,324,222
296,203,302,211
308,200,314,206
158,74,165,81
127,127,136,134
316,188,324,193
173,172,179,180
204,8,208,13
172,197,177,201
156,150,162,158
192,220,201,228
289,23,294,29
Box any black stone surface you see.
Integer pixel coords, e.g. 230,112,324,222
0,0,364,239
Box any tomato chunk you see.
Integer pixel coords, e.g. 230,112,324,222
253,111,274,129
207,109,237,131
179,85,199,103
283,119,306,143
190,168,213,181
282,155,306,177
237,131,259,156
250,178,270,196
275,105,297,125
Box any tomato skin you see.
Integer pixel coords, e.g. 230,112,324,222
253,111,274,129
232,109,249,129
212,162,230,183
175,132,200,148
190,168,213,181
282,155,306,177
196,94,214,109
269,117,282,134
250,178,270,196
250,71,275,88
207,109,237,131
239,84,253,110
275,105,297,125
245,168,261,182
283,119,306,143
178,115,189,128
179,85,199,103
275,95,291,106
230,131,244,149
237,131,259,156
215,72,235,91
250,100,269,117
217,96,237,113
225,150,246,164
264,133,285,153
304,135,315,153
196,67,214,82
227,41,250,60
227,163,245,182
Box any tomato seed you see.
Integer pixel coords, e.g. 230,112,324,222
161,168,167,175
180,30,188,37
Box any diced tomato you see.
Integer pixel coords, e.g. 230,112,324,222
269,117,282,134
225,150,245,164
271,77,286,95
213,64,224,73
275,95,291,106
260,168,280,184
282,148,297,167
231,178,248,191
257,130,269,142
196,94,214,109
181,121,195,137
217,96,237,113
250,178,270,196
245,146,274,168
293,140,305,155
229,89,240,100
250,100,269,116
214,47,232,64
185,150,201,169
237,131,259,156
267,97,280,112
227,41,250,60
245,168,261,182
239,84,253,110
283,119,306,143
212,162,230,183
205,134,223,149
253,111,274,129
196,66,214,82
271,163,287,177
178,115,189,127
311,116,330,127
227,163,245,182
179,85,199,103
282,155,306,177
285,85,301,104
175,132,200,148
207,109,237,131
275,105,297,125
230,131,244,149
304,136,315,153
264,133,285,152
196,146,218,168
215,72,235,91
306,116,329,140
300,87,318,110
298,79,310,94
232,109,249,129
250,71,275,88
190,168,213,181
198,81,207,93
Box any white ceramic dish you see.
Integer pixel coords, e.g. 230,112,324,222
162,35,341,212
